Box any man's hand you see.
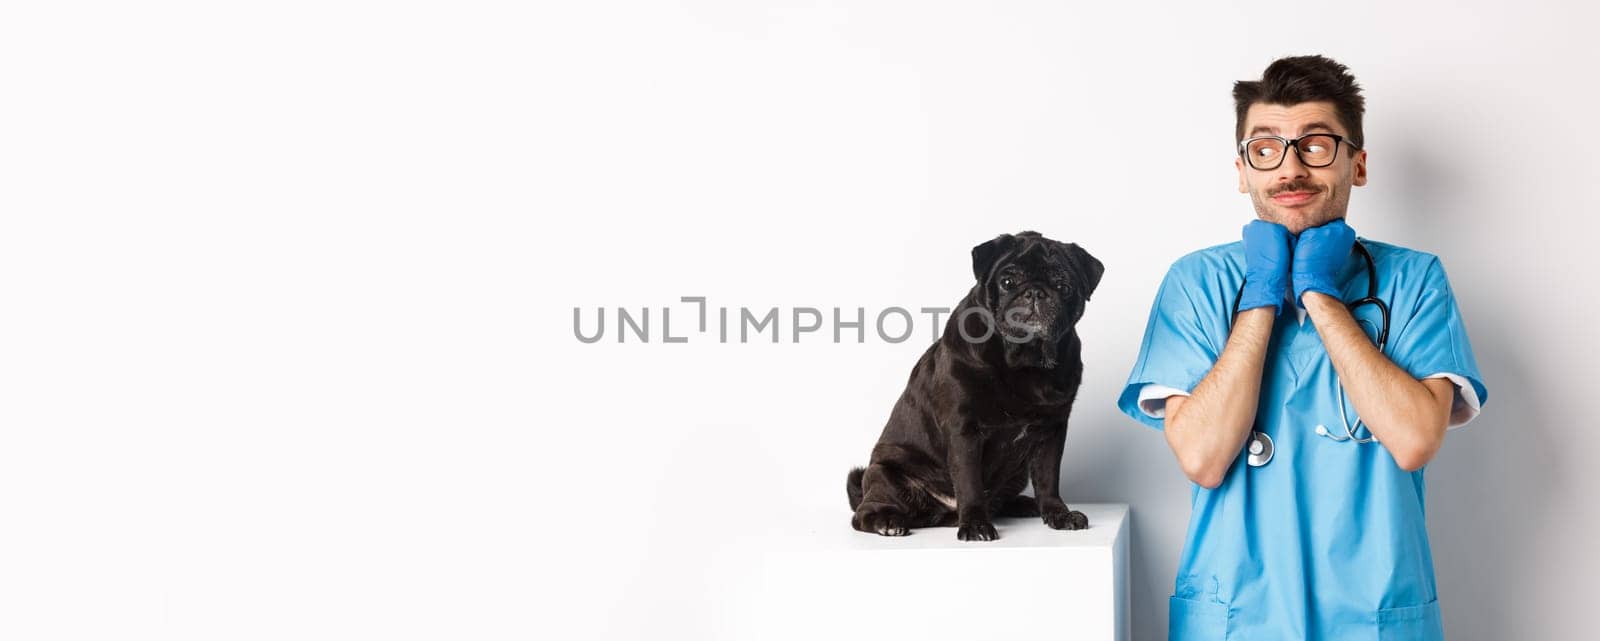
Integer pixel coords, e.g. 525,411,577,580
1292,218,1357,308
1240,220,1295,316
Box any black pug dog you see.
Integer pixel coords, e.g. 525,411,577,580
847,231,1102,541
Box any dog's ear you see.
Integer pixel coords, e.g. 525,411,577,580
1062,243,1104,299
971,233,1020,283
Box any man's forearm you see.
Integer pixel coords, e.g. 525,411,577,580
1163,307,1274,487
1302,292,1449,470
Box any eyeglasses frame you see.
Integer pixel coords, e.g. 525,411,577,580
1237,133,1362,170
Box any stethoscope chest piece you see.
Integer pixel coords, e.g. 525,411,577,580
1246,430,1274,467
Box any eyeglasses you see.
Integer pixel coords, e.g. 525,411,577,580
1237,133,1360,170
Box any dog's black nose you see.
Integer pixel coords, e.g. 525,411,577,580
1022,287,1050,302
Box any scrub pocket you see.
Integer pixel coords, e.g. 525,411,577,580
1169,594,1228,641
1377,599,1443,641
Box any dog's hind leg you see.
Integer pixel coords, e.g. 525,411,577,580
983,466,1036,518
995,494,1040,518
846,467,866,511
851,463,918,536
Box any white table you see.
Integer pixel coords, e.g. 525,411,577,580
716,503,1130,641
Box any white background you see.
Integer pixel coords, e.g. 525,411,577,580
3,1,1597,640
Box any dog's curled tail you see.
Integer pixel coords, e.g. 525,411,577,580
846,466,866,511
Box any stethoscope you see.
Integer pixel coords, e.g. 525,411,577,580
1229,240,1390,467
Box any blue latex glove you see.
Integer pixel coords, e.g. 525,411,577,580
1239,220,1295,316
1292,218,1357,308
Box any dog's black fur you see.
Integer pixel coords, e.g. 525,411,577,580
847,231,1102,541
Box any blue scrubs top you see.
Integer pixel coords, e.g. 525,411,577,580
1118,238,1487,641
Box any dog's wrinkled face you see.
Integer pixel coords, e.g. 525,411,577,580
969,231,1103,365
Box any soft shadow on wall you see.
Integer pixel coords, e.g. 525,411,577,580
1379,127,1561,641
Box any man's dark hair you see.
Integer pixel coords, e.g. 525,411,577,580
1233,55,1366,148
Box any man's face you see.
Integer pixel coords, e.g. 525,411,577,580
1235,101,1367,234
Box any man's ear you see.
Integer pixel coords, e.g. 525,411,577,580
971,233,1019,282
1065,243,1104,299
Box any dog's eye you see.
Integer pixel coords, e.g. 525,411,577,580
999,276,1016,290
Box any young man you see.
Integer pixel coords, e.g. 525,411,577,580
1117,56,1488,640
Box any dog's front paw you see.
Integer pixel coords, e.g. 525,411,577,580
1042,506,1089,531
956,520,998,541
853,504,911,537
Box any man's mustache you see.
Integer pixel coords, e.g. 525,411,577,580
1268,181,1322,197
